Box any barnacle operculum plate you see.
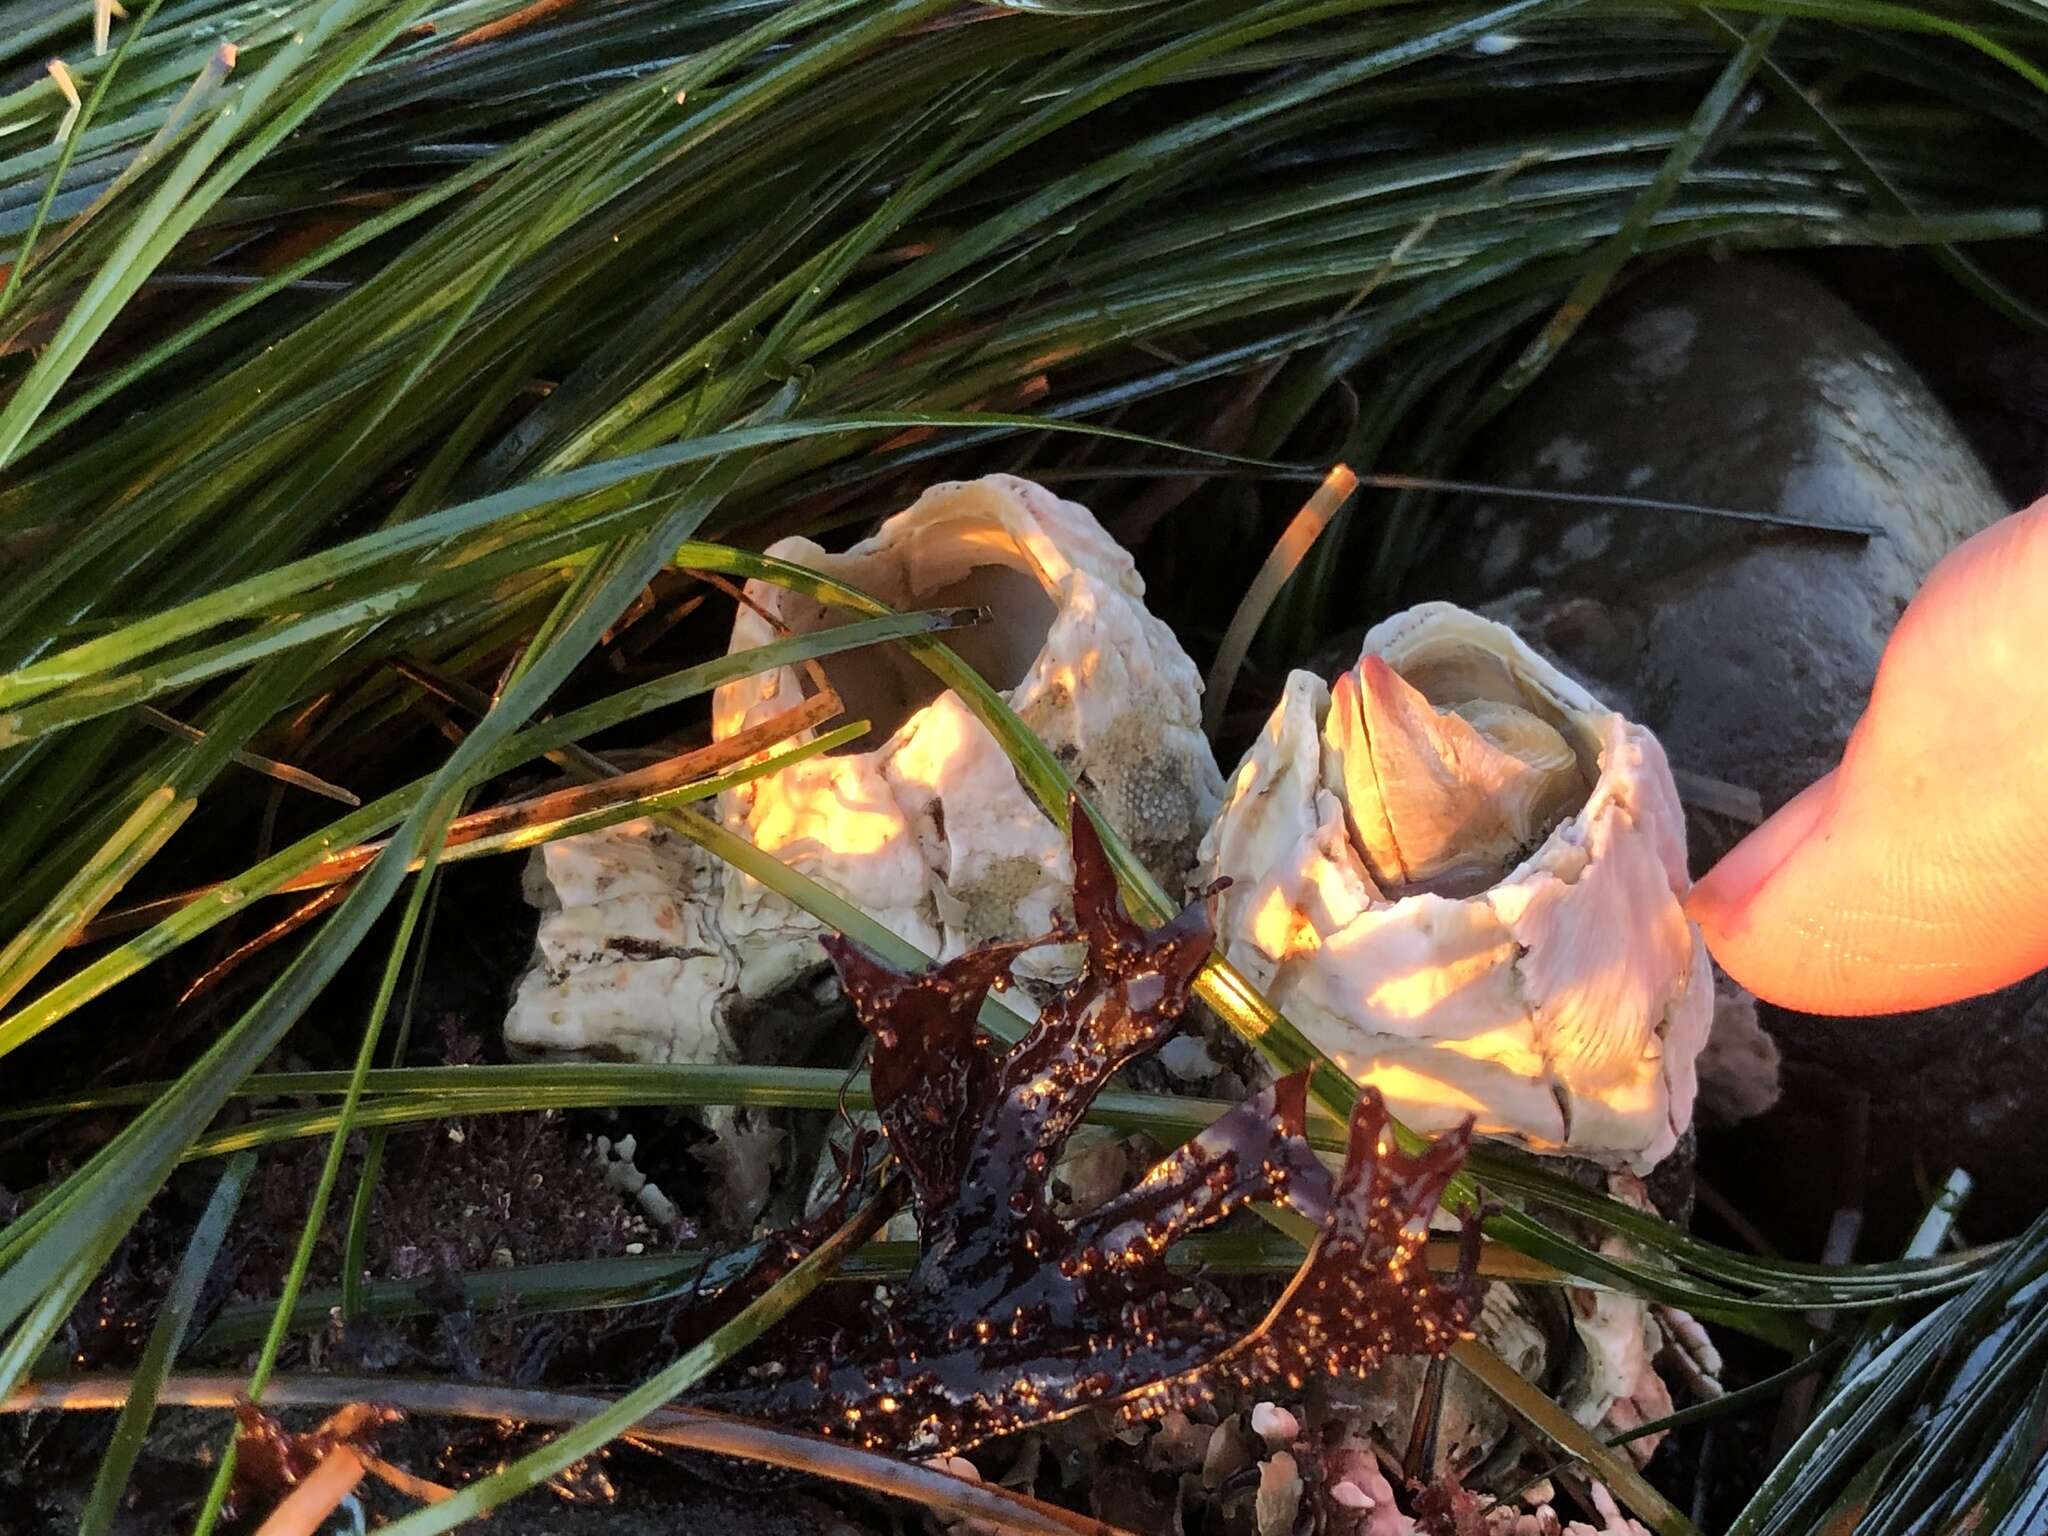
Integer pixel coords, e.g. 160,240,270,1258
506,475,1222,1068
1197,602,1711,1170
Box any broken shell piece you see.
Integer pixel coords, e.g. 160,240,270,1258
1255,1452,1304,1536
1250,1402,1300,1449
1198,601,1710,1170
594,1134,682,1228
1562,1172,1720,1464
506,815,739,1064
1694,982,1782,1126
713,473,1224,988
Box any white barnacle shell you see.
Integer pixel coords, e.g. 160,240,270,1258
711,472,1224,990
1196,601,1710,1170
507,475,1222,1067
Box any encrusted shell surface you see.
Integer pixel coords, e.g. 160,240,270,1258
1196,601,1710,1170
506,474,1223,1064
505,815,740,1062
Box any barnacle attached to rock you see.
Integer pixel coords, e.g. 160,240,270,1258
696,806,1477,1457
1198,602,1712,1171
713,473,1225,978
507,474,1224,1069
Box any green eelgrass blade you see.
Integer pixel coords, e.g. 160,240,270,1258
0,783,191,1013
339,854,450,1322
0,412,1292,724
0,0,173,327
77,1152,254,1536
1702,0,2048,94
1462,9,1786,430
0,610,959,1061
1727,1211,2048,1536
0,655,334,1018
0,1216,132,1402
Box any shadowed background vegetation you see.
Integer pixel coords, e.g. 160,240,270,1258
2,1,2046,1530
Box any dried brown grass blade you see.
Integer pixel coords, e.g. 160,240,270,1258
136,706,361,807
1202,465,1359,737
73,691,839,945
177,884,354,1005
3,1375,1130,1536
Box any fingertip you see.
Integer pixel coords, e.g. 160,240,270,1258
1685,772,1837,942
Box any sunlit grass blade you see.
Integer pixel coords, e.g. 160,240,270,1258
1202,463,1359,736
0,611,963,1060
0,783,191,1013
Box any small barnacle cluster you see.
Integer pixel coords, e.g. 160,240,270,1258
699,803,1477,1457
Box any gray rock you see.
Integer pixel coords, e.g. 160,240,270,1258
1412,257,2047,1247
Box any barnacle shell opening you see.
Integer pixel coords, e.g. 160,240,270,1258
1198,602,1711,1170
712,474,1224,977
746,510,1064,747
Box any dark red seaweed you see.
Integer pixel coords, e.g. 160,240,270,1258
706,802,1476,1456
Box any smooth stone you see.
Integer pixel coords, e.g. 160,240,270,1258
1407,256,2045,1246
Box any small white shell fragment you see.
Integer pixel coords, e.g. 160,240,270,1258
1250,1402,1300,1448
1328,1481,1373,1510
636,1180,680,1228
1196,602,1711,1170
1255,1451,1303,1536
508,475,1222,1070
1563,1481,1653,1536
